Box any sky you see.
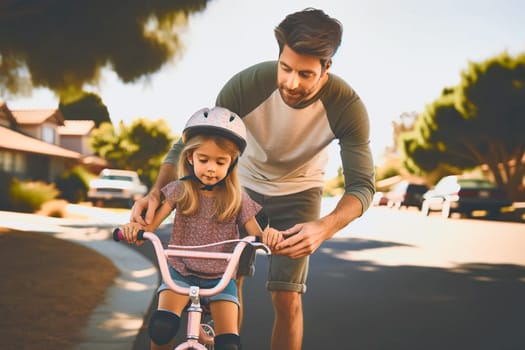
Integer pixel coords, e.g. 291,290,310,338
7,0,525,177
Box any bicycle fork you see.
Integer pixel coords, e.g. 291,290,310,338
186,286,204,341
177,286,214,349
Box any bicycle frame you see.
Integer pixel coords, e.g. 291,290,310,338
113,229,269,349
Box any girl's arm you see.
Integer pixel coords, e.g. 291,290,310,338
244,217,283,251
122,201,173,245
243,217,263,237
144,201,173,232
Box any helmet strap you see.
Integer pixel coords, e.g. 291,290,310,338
179,173,215,191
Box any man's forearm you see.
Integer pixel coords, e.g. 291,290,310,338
319,194,363,239
150,163,177,193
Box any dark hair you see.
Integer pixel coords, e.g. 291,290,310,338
274,8,342,67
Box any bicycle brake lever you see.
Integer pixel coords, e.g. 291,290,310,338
250,241,272,255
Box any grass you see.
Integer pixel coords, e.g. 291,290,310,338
0,228,118,350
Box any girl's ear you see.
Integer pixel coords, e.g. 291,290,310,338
186,152,193,165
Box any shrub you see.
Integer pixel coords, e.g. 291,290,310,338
55,166,90,203
37,199,68,218
9,179,60,213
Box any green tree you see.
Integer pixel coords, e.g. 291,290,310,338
59,92,111,127
89,118,176,187
401,52,525,200
0,0,210,100
456,52,525,193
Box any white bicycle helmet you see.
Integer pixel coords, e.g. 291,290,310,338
183,107,247,154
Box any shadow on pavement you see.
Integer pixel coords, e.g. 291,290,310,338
242,237,525,350
131,233,525,350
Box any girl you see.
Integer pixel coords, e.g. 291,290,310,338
121,107,282,350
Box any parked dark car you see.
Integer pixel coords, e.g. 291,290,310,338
373,191,389,206
386,181,428,209
421,175,512,218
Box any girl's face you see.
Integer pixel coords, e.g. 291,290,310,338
187,139,233,188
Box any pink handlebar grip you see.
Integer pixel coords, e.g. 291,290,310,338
112,228,144,241
112,228,124,241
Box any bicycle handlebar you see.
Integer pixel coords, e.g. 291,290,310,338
112,228,270,297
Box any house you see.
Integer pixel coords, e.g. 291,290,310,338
57,119,108,173
0,100,82,182
57,119,95,155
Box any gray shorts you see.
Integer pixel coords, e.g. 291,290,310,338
244,187,322,294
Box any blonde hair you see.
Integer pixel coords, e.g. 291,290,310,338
176,134,242,222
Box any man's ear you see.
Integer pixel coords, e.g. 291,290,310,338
325,59,332,70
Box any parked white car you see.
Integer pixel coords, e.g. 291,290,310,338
88,169,147,207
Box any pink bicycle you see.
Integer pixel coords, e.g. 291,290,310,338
113,228,270,350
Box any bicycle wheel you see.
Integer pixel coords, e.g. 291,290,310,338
200,313,215,350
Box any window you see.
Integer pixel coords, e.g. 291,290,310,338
0,151,26,174
0,150,13,172
42,125,56,144
14,153,26,173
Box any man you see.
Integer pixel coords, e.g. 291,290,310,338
132,8,375,350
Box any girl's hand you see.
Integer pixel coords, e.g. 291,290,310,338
262,226,284,252
121,222,145,246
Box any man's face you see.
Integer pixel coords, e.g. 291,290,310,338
277,45,330,107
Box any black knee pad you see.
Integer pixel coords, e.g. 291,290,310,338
148,309,180,345
215,333,241,350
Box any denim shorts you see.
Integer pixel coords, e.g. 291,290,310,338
158,264,240,307
243,187,322,294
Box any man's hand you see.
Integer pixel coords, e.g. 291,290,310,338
274,220,329,259
275,194,364,259
130,189,161,225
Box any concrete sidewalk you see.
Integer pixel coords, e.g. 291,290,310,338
0,205,159,350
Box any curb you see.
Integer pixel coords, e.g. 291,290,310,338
0,208,159,350
74,229,158,350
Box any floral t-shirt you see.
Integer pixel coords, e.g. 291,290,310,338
161,180,261,279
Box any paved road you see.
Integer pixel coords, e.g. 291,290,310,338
132,205,525,349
